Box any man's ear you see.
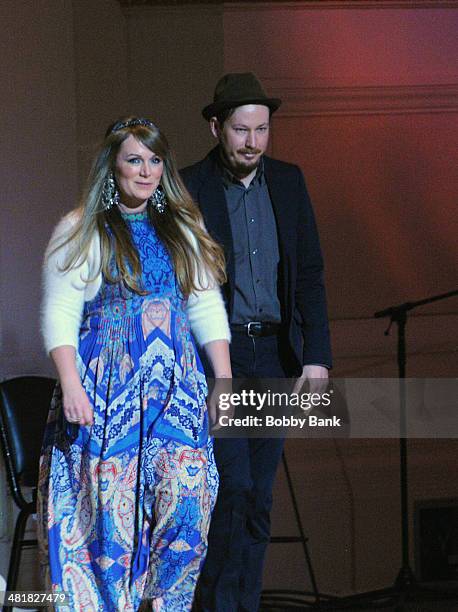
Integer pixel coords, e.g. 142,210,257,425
209,117,220,139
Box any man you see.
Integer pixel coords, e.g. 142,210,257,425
181,73,332,612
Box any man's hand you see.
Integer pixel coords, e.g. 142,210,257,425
292,364,329,396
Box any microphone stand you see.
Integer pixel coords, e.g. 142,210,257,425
334,289,458,610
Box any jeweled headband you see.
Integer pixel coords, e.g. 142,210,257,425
110,118,156,133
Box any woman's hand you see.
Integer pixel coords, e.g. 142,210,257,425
202,339,232,430
61,379,93,426
50,345,93,426
207,377,233,431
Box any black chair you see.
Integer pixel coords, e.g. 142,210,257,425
0,376,55,605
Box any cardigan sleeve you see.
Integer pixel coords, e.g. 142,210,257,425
41,214,100,354
187,284,231,346
182,225,231,346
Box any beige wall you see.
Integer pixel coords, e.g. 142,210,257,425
125,5,224,166
0,0,78,380
73,0,130,184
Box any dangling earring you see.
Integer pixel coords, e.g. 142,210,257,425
149,185,167,214
101,171,119,211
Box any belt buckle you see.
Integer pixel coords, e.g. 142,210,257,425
246,321,261,337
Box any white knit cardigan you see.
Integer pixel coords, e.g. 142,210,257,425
42,212,230,353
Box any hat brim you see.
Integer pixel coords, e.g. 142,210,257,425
202,97,281,121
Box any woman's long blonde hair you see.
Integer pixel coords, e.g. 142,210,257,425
51,117,226,296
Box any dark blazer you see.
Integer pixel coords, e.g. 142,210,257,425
181,147,332,375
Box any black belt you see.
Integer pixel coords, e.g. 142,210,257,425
230,321,282,338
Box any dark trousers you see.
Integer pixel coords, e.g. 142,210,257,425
198,332,287,612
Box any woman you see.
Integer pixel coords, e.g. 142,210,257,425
38,117,231,611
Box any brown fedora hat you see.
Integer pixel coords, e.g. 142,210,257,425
202,72,281,121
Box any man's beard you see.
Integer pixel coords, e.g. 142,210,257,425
223,148,262,178
232,158,260,177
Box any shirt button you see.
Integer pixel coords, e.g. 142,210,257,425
250,218,255,223
252,249,258,255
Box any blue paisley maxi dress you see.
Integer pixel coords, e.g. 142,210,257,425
38,211,219,611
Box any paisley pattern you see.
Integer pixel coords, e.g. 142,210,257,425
38,212,218,611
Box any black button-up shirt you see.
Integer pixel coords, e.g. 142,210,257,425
221,162,281,324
